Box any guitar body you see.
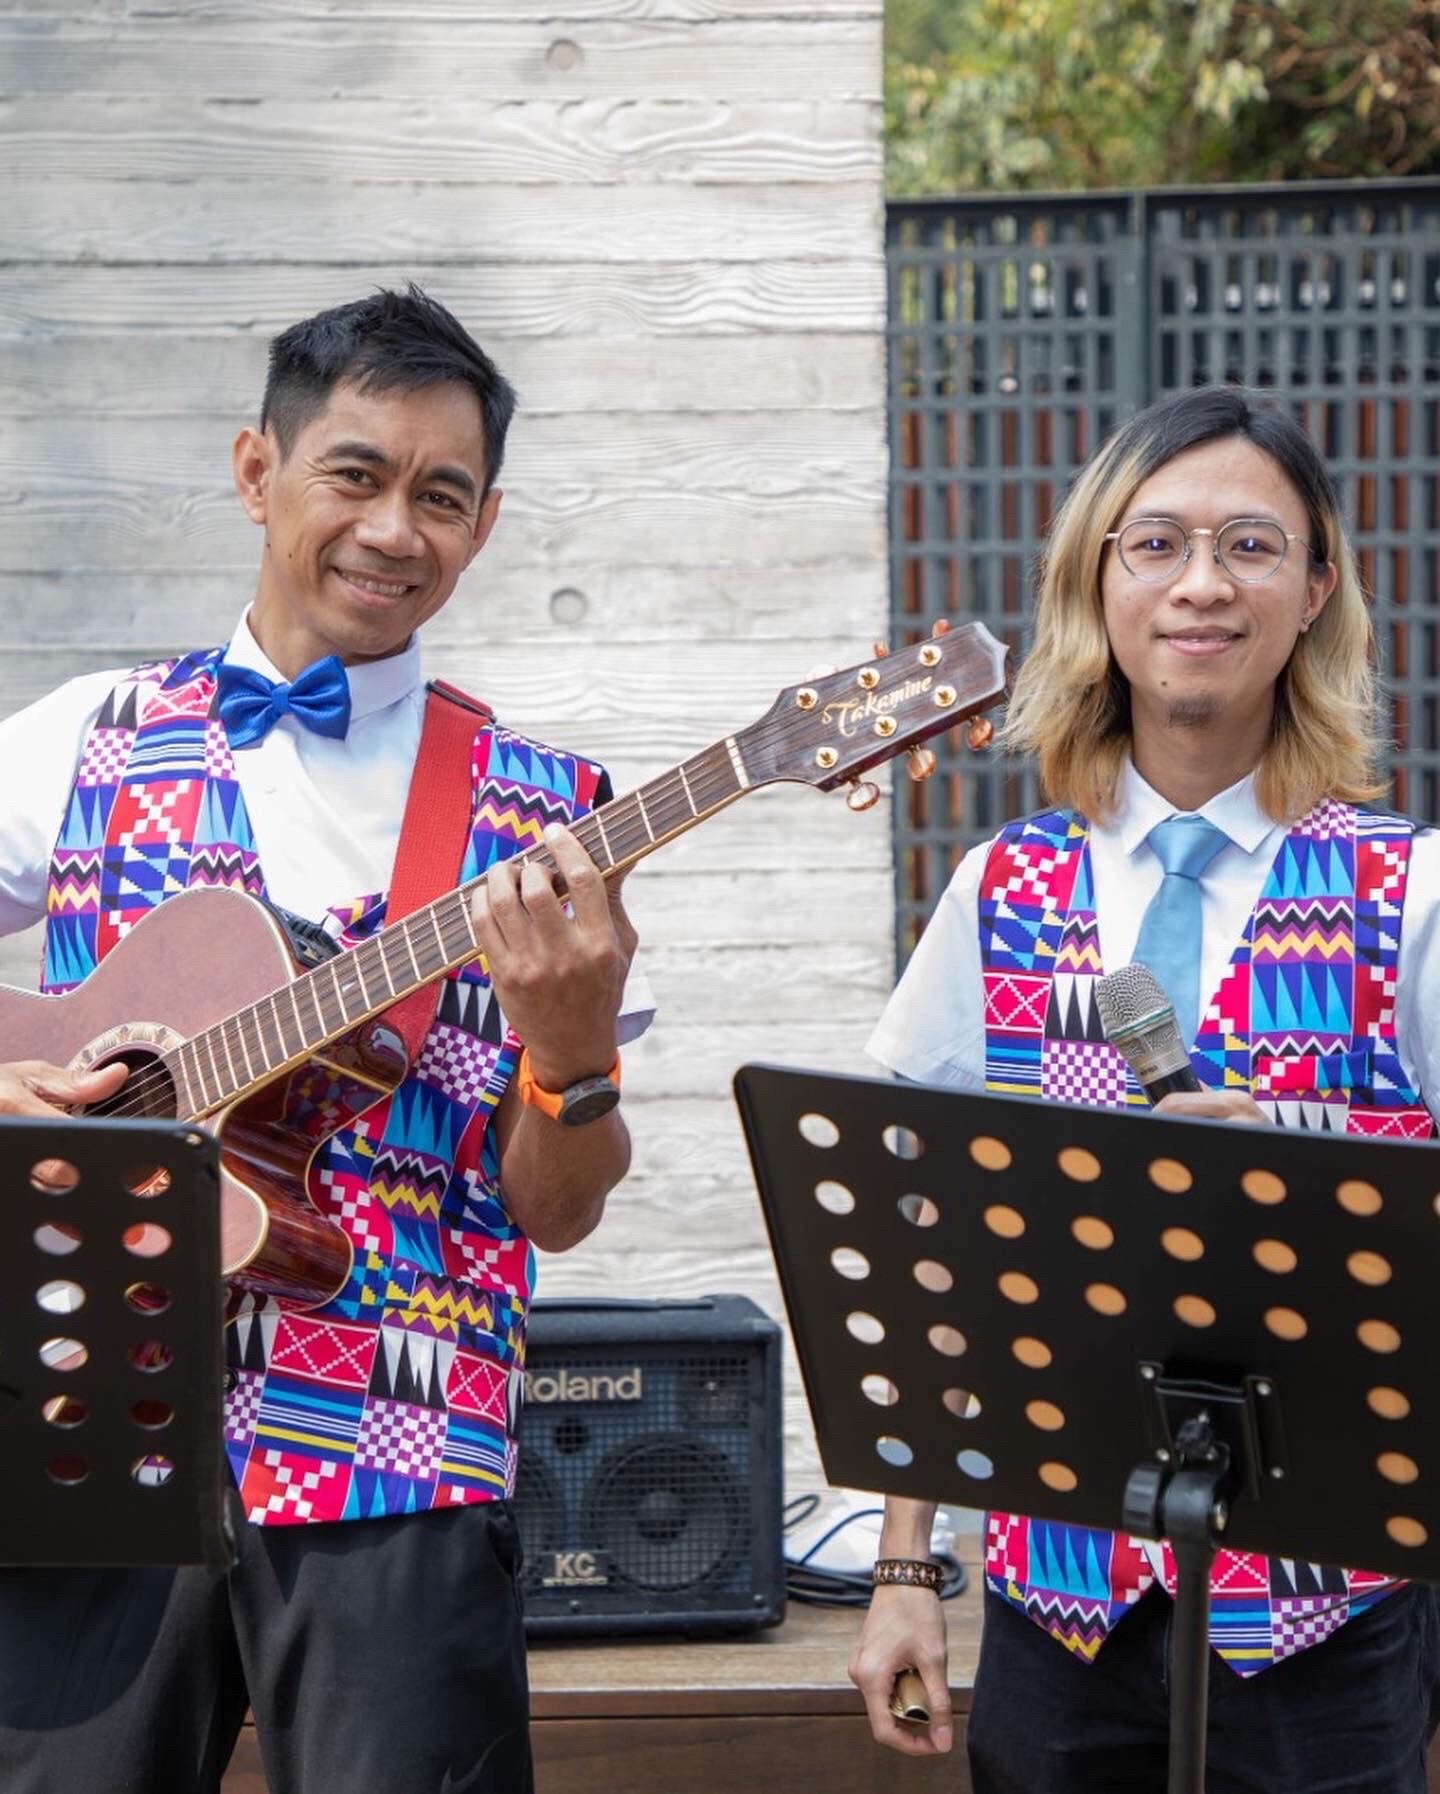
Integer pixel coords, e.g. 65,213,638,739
0,885,399,1311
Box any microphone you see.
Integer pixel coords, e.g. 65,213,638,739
1095,963,1202,1105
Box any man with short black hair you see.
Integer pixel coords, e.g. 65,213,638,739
0,285,649,1794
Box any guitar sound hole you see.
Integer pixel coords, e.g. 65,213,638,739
82,1051,177,1121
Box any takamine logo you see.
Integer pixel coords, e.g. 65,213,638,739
523,1366,644,1404
820,675,933,738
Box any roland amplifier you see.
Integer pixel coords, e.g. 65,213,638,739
513,1294,785,1637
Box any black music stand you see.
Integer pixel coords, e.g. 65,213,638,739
0,1117,232,1569
734,1064,1440,1794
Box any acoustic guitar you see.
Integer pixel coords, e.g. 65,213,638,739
0,622,1008,1312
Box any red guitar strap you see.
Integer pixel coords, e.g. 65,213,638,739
383,678,493,1067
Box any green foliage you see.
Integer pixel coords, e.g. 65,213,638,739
886,0,1440,194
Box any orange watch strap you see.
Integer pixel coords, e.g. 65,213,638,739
515,1047,622,1119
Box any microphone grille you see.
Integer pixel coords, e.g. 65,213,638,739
1095,962,1174,1039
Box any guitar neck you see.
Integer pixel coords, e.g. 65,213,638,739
170,734,752,1118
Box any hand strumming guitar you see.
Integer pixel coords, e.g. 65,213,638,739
0,1060,129,1192
0,1059,127,1119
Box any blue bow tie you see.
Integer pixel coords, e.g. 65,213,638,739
215,654,352,749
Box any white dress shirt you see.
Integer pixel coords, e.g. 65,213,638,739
0,611,654,1035
868,758,1440,1113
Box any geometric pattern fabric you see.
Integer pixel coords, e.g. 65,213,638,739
978,800,1432,1675
42,647,610,1527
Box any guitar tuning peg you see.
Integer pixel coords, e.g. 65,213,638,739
872,641,890,660
966,716,995,751
906,746,938,783
845,779,881,812
932,618,951,638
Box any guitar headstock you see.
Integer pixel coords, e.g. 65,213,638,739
738,621,1009,794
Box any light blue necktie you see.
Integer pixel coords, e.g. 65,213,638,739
1132,815,1230,1044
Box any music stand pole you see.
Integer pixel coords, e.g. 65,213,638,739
1125,1424,1228,1793
734,1063,1440,1794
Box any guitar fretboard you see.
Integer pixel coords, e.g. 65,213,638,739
166,739,750,1116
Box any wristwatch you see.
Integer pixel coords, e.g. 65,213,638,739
516,1048,622,1127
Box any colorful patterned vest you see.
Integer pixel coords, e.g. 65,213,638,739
42,648,610,1526
978,798,1433,1674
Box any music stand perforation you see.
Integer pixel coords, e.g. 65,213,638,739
2,1117,231,1569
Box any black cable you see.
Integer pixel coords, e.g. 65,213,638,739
785,1491,824,1529
781,1493,969,1608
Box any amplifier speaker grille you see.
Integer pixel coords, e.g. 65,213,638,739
514,1296,784,1637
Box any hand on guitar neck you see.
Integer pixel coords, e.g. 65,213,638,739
475,822,638,1254
472,822,637,1092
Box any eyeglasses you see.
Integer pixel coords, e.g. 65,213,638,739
1104,516,1318,584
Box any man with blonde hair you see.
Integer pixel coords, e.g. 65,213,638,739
850,386,1440,1792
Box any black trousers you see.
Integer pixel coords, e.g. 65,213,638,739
0,1495,532,1794
968,1584,1440,1794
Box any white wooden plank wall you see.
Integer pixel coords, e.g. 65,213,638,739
0,0,889,1499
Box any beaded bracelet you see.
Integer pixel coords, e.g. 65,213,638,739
872,1556,944,1593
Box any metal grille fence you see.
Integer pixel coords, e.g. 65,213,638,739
888,180,1440,959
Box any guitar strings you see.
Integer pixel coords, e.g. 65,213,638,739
85,673,985,1123
95,744,755,1122
96,769,730,1121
